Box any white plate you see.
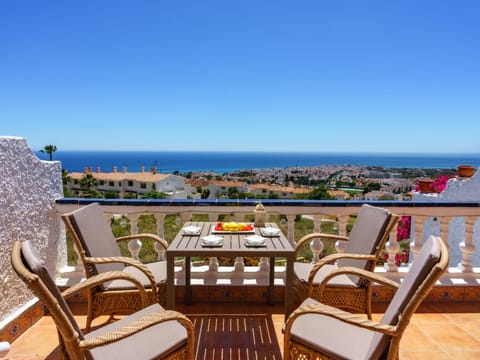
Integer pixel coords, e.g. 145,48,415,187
260,227,281,237
182,225,201,235
244,235,266,246
200,235,223,246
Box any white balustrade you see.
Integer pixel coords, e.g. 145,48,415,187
53,201,480,289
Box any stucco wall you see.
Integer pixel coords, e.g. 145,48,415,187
413,169,480,267
0,136,64,324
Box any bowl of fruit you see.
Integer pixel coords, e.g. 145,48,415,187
213,222,255,233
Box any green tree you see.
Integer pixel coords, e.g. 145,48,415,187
201,188,210,199
40,144,57,161
228,187,239,198
79,173,98,197
141,190,167,199
61,169,75,197
307,186,334,200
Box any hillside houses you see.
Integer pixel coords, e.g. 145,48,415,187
248,183,311,199
65,164,416,200
65,167,190,199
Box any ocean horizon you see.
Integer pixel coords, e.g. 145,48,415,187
35,150,480,174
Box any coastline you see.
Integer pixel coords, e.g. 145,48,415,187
35,150,480,174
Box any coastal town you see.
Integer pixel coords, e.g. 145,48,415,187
63,164,456,201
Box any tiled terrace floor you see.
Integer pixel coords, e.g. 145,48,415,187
3,300,480,359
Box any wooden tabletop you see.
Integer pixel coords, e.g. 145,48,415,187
168,222,295,256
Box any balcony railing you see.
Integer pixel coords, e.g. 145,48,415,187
54,198,480,289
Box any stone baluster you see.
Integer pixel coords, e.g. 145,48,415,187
439,216,452,256
230,257,244,285
286,214,296,243
335,214,349,257
127,214,141,259
72,241,84,272
309,215,324,263
154,213,166,261
128,238,142,260
180,212,191,223
155,213,166,239
203,256,218,285
257,257,269,285
384,221,399,272
410,215,427,261
459,216,476,272
203,213,219,284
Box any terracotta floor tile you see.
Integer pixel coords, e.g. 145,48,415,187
447,350,480,360
5,317,58,359
421,323,480,352
5,300,480,360
400,323,438,351
399,350,454,359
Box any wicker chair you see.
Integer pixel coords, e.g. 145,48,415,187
284,235,449,360
11,240,194,360
292,204,399,319
62,202,169,331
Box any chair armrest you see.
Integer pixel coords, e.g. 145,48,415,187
61,270,148,306
295,233,348,256
79,310,194,351
84,256,157,296
307,253,376,286
284,301,398,339
316,266,400,296
116,233,169,251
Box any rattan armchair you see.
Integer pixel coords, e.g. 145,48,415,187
292,204,399,319
11,240,194,360
62,202,169,331
284,235,449,360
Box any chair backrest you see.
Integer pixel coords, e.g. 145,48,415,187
366,235,449,359
11,240,86,360
63,202,124,275
337,204,394,285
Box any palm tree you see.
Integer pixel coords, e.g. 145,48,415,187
79,173,102,198
40,145,57,161
79,173,97,192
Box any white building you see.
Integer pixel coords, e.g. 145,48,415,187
66,167,190,199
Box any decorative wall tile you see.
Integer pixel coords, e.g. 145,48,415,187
426,286,461,302
208,286,246,302
463,286,480,302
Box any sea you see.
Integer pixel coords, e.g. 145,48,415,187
35,151,480,174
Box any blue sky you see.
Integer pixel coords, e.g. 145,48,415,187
1,1,479,153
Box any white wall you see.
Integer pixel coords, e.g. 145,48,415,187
413,169,480,267
0,137,64,325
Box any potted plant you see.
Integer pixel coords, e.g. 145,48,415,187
457,165,475,178
416,178,434,193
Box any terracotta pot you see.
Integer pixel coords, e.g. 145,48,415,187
457,165,475,178
417,179,434,193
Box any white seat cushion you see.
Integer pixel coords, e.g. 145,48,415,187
289,299,376,360
86,304,187,359
106,261,167,290
294,262,358,288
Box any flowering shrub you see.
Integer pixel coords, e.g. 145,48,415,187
430,174,453,193
378,215,411,266
415,174,453,193
397,216,411,240
388,245,410,265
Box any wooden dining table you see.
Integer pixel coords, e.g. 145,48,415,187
166,222,296,319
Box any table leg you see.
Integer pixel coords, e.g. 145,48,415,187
268,256,275,305
184,256,192,305
166,252,175,309
284,254,294,320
